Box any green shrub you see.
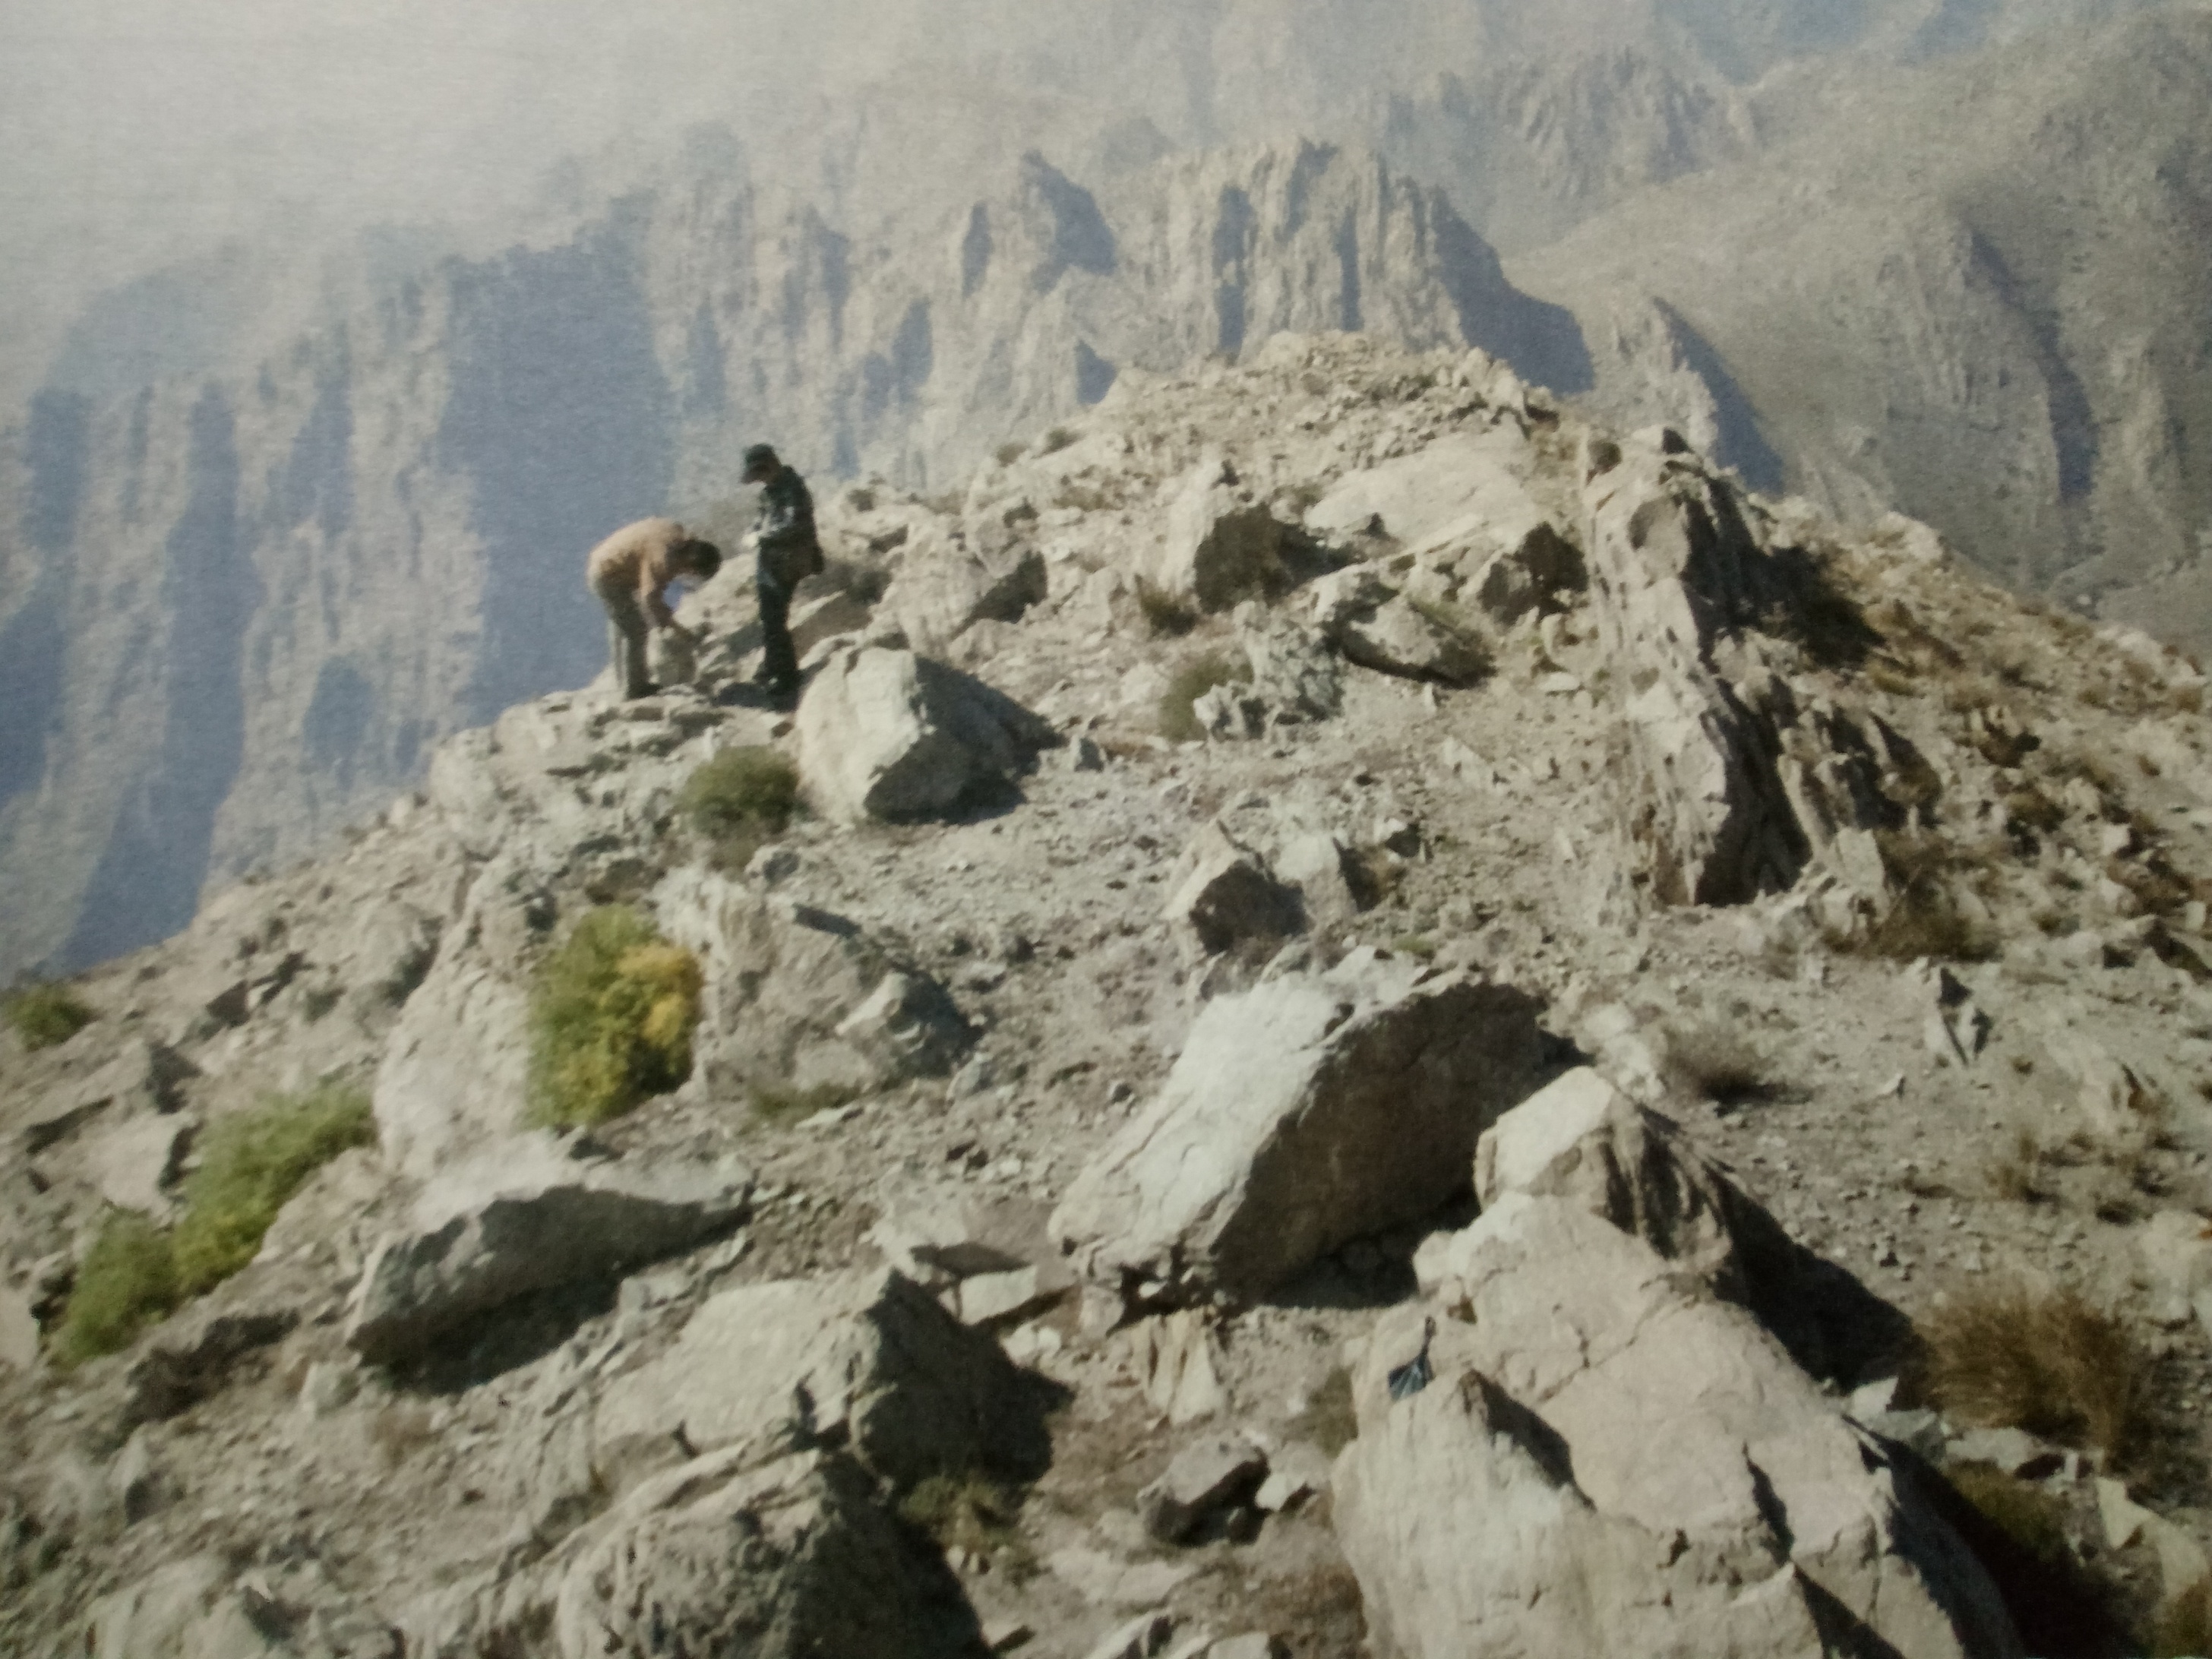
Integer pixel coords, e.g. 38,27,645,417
172,1084,376,1295
4,981,96,1050
1157,649,1252,741
899,1471,1022,1554
529,907,703,1129
681,746,800,870
55,1212,179,1365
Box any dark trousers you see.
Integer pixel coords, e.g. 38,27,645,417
756,572,798,690
596,581,653,698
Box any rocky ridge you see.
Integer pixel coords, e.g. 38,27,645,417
7,332,2212,1655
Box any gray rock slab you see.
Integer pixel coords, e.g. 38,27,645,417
592,1266,1026,1492
1139,1436,1269,1544
346,1139,749,1365
1052,951,1544,1304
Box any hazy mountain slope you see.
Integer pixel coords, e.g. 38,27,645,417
1509,6,2212,645
0,140,1570,980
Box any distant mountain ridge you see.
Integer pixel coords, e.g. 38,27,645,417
0,138,1563,978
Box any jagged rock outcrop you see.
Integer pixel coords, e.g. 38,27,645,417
795,647,1057,823
346,1140,750,1364
1338,1196,2022,1659
654,867,972,1097
1051,950,1544,1306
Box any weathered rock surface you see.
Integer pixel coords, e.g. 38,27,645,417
1143,455,1290,612
1581,441,1900,908
592,1266,1030,1491
1162,823,1304,956
796,647,1057,823
346,1140,750,1364
369,937,532,1180
550,1449,980,1659
1309,568,1487,684
1139,1436,1269,1544
883,529,1048,656
1051,951,1544,1304
123,1304,298,1424
656,868,972,1096
1340,1194,2021,1659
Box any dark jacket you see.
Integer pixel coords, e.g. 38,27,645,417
754,467,822,589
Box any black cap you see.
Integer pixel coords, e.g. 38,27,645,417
742,444,778,478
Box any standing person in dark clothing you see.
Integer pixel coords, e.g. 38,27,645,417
741,444,823,699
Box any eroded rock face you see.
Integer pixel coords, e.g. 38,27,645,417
1050,951,1544,1305
1162,822,1304,957
551,1449,979,1659
346,1140,750,1365
1308,568,1487,684
1144,454,1291,612
1582,441,1901,910
795,647,1057,823
1339,1196,2021,1659
654,869,972,1098
591,1266,1031,1492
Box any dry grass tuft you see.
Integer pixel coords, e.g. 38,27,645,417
1290,1366,1359,1458
2151,1576,2212,1658
1664,1023,1781,1108
1947,1465,2071,1563
1986,1129,2048,1203
1918,1280,2148,1463
1134,579,1199,639
1157,649,1252,741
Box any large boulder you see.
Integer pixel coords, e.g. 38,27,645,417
1304,427,1547,551
1142,453,1291,611
654,869,971,1097
1050,951,1544,1305
592,1266,1032,1490
1463,1066,1794,1307
1337,1195,2022,1659
1309,568,1487,684
795,647,1057,823
1441,1066,1900,1379
1581,441,1900,909
881,527,1048,656
370,934,530,1180
550,1449,981,1659
346,1139,749,1365
1162,823,1304,957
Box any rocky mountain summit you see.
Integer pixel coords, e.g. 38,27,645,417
8,332,2212,1655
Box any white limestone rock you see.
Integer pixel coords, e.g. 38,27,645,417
795,646,1056,823
1051,952,1544,1304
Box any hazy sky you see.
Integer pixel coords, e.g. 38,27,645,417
0,0,917,398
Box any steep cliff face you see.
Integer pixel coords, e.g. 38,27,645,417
0,140,1569,978
1510,8,2212,642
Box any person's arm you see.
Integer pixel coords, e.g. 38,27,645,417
640,542,681,630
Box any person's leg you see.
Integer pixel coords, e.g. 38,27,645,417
602,589,654,697
756,574,798,690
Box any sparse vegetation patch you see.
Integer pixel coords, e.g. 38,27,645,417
4,981,96,1051
172,1083,375,1295
54,1212,180,1366
529,906,703,1130
1917,1280,2147,1464
1135,578,1199,638
1158,649,1252,741
681,745,801,871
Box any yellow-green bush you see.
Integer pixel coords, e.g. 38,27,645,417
681,746,800,870
55,1212,179,1365
529,906,703,1129
4,981,96,1050
172,1084,375,1294
52,1085,377,1363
